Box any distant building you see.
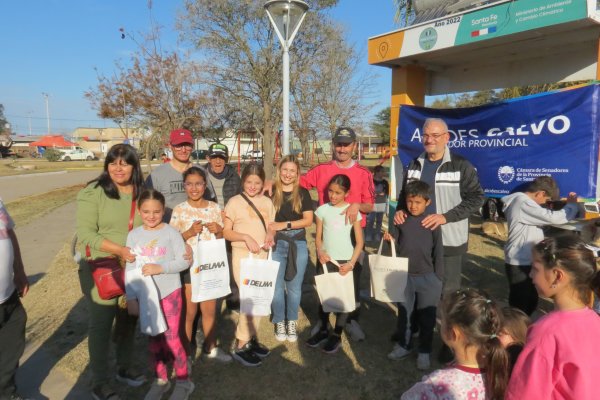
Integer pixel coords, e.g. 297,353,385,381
71,127,145,157
10,135,44,156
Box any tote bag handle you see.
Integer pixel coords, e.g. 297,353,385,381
377,238,396,258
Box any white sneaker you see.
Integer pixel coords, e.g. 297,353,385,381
201,346,233,363
388,343,411,360
345,320,366,342
286,320,298,342
168,380,194,400
144,379,171,400
275,321,287,342
417,353,431,370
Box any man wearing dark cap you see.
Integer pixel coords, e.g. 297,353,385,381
145,128,199,222
200,143,243,314
202,143,241,209
301,127,375,342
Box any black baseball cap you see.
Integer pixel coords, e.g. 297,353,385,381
332,127,356,144
208,143,228,158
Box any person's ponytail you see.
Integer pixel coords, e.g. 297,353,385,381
484,336,510,400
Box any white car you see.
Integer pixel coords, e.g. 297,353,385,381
242,150,263,159
60,148,95,161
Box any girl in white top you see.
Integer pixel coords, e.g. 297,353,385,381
170,167,232,364
402,288,509,400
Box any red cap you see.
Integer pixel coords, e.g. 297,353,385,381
169,129,193,145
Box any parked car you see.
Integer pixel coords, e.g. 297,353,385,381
59,148,95,161
242,150,263,160
191,149,208,161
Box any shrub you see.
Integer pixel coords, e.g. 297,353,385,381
44,148,62,162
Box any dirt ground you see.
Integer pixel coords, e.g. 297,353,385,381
20,214,522,400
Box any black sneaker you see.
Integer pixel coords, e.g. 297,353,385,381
322,334,342,354
231,342,262,367
115,367,146,387
249,337,270,358
306,330,329,348
91,383,121,400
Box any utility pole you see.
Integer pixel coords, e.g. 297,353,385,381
42,92,50,134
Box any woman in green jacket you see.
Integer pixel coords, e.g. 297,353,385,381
76,144,145,400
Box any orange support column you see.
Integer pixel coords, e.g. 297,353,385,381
389,65,426,155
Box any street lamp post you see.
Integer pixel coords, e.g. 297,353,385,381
264,0,309,156
42,92,50,134
98,128,104,157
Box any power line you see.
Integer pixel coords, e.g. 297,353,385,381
6,114,109,123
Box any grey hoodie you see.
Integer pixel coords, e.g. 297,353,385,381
502,192,579,265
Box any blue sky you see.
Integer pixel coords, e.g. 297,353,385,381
0,1,398,135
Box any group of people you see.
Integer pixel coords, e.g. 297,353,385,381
2,116,600,400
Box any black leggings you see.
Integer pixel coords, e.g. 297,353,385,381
505,264,538,316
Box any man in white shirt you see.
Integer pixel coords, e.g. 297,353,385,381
0,198,29,400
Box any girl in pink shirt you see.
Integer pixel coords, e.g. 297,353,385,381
506,235,600,400
402,288,509,400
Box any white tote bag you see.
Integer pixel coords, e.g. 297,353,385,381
315,260,356,313
239,250,280,316
368,239,409,303
126,253,167,336
190,234,231,303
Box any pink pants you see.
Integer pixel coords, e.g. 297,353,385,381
148,289,188,380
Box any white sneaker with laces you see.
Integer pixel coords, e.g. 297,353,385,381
275,321,287,342
168,380,194,400
417,353,431,370
144,379,171,400
388,343,411,360
201,346,233,363
345,320,366,342
286,320,298,342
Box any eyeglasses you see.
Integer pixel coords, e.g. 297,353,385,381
422,133,447,140
334,142,353,148
172,144,193,150
184,182,205,188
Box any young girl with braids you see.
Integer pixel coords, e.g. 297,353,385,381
401,288,509,400
506,235,600,400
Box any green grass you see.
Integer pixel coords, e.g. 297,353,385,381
5,185,83,226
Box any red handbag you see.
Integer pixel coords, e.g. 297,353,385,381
87,197,136,300
89,256,125,300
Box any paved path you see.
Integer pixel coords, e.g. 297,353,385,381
1,170,99,202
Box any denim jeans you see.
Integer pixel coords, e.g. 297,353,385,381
271,232,308,323
365,211,384,241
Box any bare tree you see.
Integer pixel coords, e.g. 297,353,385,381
85,25,212,161
314,37,376,139
179,0,342,176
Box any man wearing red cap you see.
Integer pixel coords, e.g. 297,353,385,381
146,128,197,222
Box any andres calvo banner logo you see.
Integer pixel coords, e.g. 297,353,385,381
398,85,600,198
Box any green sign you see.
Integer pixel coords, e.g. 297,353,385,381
455,0,587,45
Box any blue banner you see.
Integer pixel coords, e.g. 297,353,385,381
398,85,600,199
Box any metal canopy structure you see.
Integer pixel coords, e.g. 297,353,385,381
368,0,600,152
369,0,600,95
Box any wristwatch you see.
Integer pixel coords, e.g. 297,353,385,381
286,221,292,230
